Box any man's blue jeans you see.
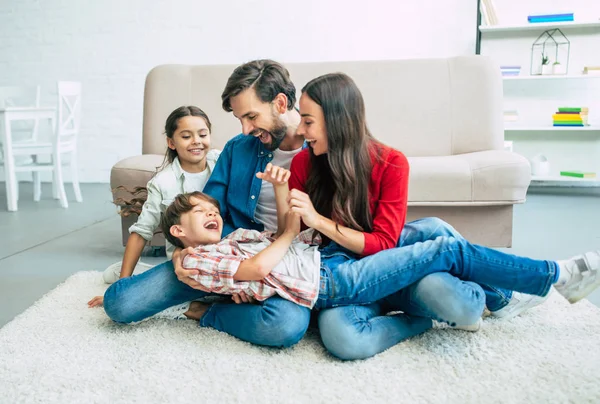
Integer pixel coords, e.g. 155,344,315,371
317,218,556,360
103,262,310,348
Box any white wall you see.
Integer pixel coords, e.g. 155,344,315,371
0,0,477,183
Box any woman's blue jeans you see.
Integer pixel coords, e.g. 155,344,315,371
317,218,556,360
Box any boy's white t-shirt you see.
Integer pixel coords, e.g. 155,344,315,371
254,147,303,231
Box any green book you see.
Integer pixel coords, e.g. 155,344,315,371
558,107,588,112
560,171,596,178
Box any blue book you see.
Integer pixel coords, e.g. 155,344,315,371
528,13,573,19
528,16,574,23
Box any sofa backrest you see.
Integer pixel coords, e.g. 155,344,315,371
143,56,503,157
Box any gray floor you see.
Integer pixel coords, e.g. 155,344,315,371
0,183,599,328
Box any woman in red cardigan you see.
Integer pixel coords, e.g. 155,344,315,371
288,73,549,360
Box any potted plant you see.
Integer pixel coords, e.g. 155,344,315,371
541,54,553,75
552,60,565,75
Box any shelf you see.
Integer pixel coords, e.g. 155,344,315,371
503,75,600,81
505,127,599,132
531,175,600,187
480,21,600,33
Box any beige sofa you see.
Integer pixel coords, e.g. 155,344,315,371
111,56,531,248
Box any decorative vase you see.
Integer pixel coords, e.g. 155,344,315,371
541,64,553,75
552,63,566,75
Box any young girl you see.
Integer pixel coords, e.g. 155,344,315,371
88,106,220,308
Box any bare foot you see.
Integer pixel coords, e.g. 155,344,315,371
183,301,210,321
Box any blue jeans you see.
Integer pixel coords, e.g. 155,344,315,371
317,217,557,360
103,261,310,348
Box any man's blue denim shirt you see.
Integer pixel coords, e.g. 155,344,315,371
203,134,278,237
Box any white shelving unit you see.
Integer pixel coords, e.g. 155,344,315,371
531,175,600,187
480,20,600,33
505,126,599,132
479,4,600,188
503,75,600,81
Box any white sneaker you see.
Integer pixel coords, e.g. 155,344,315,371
490,292,549,320
434,318,482,332
452,318,482,332
555,251,600,304
102,261,154,284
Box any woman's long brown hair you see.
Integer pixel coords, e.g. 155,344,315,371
302,73,377,234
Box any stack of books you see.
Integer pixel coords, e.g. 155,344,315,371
583,66,600,76
560,171,596,179
528,13,574,23
500,66,521,76
553,107,589,127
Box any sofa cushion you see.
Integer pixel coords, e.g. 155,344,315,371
408,150,530,205
110,154,165,202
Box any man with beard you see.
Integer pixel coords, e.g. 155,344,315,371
202,60,305,237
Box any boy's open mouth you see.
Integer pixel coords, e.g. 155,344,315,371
204,220,219,230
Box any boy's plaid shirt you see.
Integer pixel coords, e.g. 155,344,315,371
183,228,321,308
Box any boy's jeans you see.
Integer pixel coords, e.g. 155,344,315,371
315,219,557,360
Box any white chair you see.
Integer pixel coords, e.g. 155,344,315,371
0,85,41,147
11,81,82,208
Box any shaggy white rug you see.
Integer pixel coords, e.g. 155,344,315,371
1,271,600,404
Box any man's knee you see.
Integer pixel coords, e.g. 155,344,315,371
260,299,310,347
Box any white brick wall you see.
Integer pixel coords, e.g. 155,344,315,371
0,0,476,183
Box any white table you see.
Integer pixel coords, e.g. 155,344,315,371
0,106,56,211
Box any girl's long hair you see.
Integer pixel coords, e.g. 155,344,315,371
302,73,378,234
114,106,212,217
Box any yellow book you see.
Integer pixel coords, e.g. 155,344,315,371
553,114,583,121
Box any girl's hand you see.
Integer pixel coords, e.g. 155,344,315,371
88,296,104,308
288,189,324,229
256,163,291,186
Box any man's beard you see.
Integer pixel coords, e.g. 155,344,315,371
266,118,287,151
251,112,288,151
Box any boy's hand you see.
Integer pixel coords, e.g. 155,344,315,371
256,163,290,186
232,291,257,304
173,246,203,289
88,296,104,308
284,210,301,236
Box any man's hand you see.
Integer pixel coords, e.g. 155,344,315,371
288,189,323,229
256,163,291,186
88,296,104,308
173,246,203,289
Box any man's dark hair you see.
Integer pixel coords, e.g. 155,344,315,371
221,59,296,112
160,191,220,249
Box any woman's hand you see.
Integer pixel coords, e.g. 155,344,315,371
173,246,204,289
256,163,291,186
288,189,324,229
88,295,104,308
